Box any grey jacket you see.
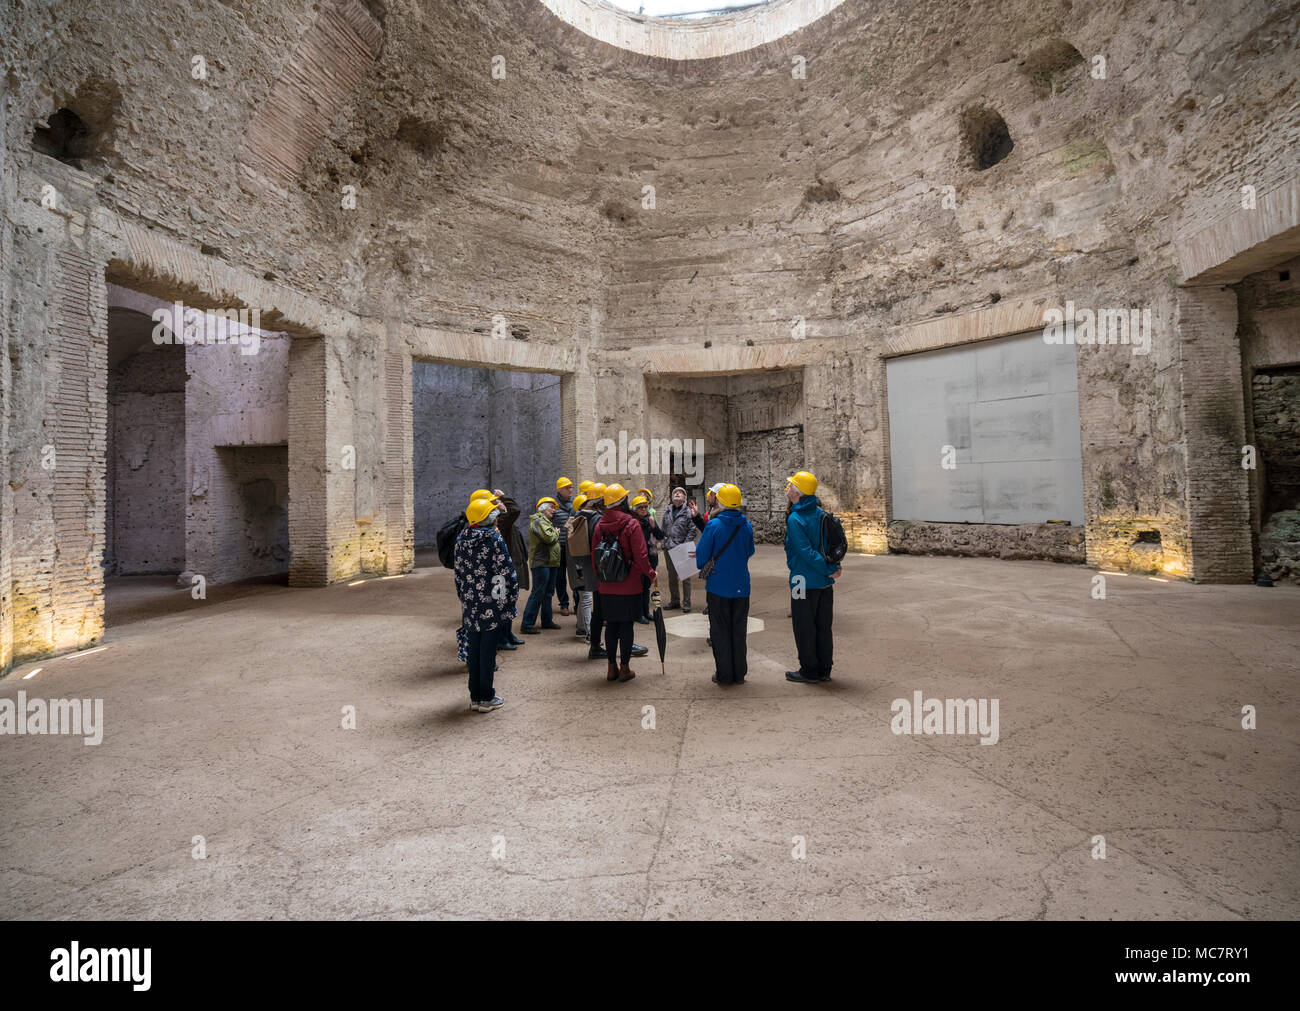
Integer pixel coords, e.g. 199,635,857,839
552,498,574,545
661,503,698,549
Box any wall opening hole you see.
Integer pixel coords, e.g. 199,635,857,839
1134,530,1162,546
960,106,1014,171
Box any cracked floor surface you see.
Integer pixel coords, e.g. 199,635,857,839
2,547,1297,919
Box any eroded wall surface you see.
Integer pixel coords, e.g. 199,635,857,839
2,0,1298,668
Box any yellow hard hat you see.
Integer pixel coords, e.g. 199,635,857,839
471,488,493,501
717,483,743,508
631,495,648,508
603,483,629,506
637,488,653,501
787,471,817,496
466,498,495,525
536,496,558,510
578,480,594,494
556,477,572,490
589,482,607,502
572,494,588,510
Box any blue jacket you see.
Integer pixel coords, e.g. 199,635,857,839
694,508,755,599
785,495,836,590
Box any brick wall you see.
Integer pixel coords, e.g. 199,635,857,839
1177,286,1253,582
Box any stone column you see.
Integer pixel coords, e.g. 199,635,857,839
1177,286,1253,582
383,337,414,575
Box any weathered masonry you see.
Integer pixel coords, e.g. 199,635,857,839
3,0,1298,671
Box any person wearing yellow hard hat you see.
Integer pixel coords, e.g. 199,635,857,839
488,489,531,649
632,495,666,623
452,493,518,712
693,483,755,685
578,479,594,495
552,478,576,616
520,497,563,633
783,471,841,684
636,488,658,525
591,483,658,683
569,489,603,654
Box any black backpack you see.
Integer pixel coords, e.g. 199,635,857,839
436,514,467,568
820,510,848,566
594,529,630,583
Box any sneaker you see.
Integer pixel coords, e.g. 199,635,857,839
588,646,608,660
575,628,588,638
541,621,562,630
474,696,504,712
520,625,539,634
785,671,818,684
631,643,648,657
560,607,571,616
665,602,681,611
682,606,691,615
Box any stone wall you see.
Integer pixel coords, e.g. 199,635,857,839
212,446,291,582
1237,254,1300,583
3,0,1299,668
106,347,186,575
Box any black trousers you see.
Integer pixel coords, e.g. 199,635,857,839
589,590,603,646
640,575,651,618
605,619,634,666
555,543,570,608
466,624,499,703
707,592,749,684
791,585,834,678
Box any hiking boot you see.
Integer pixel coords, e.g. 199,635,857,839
607,660,620,682
588,645,608,660
474,696,504,712
631,643,648,657
541,621,562,630
618,664,636,683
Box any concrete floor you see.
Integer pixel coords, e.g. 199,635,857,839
2,547,1297,920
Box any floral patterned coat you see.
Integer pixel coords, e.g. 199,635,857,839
453,524,519,660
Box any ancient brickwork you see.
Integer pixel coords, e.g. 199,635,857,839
2,0,1299,668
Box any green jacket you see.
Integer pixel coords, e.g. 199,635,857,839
528,511,561,568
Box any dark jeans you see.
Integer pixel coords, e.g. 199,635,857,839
707,591,750,684
791,585,834,678
466,624,499,703
497,618,514,645
589,590,603,646
605,619,634,666
555,543,570,608
522,565,558,627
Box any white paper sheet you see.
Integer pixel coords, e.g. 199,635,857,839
666,541,700,581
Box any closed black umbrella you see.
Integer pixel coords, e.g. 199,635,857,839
650,586,667,675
